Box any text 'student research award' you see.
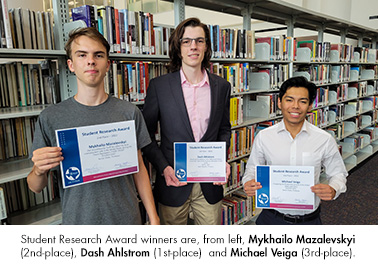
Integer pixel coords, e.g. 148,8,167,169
174,142,226,183
256,165,315,210
56,121,138,188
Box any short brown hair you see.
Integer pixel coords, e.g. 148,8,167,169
168,17,212,72
65,27,110,59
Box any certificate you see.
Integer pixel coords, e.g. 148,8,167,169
56,121,139,188
174,142,226,183
255,165,315,210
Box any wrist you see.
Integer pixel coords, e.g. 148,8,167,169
33,166,44,177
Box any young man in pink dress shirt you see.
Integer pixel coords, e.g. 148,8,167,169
142,18,231,225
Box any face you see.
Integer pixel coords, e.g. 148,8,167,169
180,26,207,71
67,35,110,88
278,86,312,127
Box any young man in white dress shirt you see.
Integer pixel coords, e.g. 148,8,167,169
243,76,348,225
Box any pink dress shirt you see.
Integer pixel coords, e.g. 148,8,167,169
180,69,211,142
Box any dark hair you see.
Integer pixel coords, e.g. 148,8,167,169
279,76,317,104
168,17,212,72
65,27,110,60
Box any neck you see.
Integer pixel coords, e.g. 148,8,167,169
284,119,305,139
74,83,108,106
181,66,204,84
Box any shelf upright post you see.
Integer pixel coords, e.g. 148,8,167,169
372,38,377,49
317,23,326,44
241,4,254,31
174,0,185,26
286,16,296,77
358,34,363,48
340,28,347,44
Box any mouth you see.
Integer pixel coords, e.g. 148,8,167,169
289,112,300,118
85,70,98,74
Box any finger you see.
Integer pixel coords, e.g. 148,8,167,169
33,156,64,169
32,151,63,163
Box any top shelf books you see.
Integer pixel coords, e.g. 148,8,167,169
296,40,377,64
0,0,55,50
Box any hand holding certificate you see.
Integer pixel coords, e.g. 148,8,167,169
256,165,315,210
174,142,226,183
56,121,139,188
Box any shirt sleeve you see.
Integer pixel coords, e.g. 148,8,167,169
242,132,266,185
323,136,348,199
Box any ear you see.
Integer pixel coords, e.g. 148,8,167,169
67,59,74,72
307,103,313,112
106,59,111,72
277,98,282,110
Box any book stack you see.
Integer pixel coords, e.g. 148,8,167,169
0,116,37,160
1,4,55,49
106,60,168,102
0,60,59,108
229,96,243,127
0,175,57,215
71,5,174,56
228,125,256,161
306,106,329,127
312,86,329,108
0,186,6,222
208,25,255,59
256,35,289,61
222,189,254,225
210,62,250,93
226,158,247,193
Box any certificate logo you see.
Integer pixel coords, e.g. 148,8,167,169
258,193,269,205
65,167,81,181
176,169,186,180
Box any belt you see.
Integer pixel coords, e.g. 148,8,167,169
265,206,321,224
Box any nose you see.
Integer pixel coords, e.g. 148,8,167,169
87,54,96,65
190,39,198,49
293,101,300,108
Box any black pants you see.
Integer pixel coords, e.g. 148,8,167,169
256,209,322,225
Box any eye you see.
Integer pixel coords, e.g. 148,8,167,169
181,38,190,45
197,38,205,44
96,54,104,58
78,54,86,57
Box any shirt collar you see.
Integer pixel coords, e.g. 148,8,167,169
180,68,209,87
277,120,310,135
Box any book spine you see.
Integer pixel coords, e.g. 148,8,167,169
1,0,12,48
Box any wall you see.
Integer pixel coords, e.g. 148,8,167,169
8,0,43,10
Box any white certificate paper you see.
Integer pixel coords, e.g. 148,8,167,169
174,142,226,183
56,121,139,188
255,165,315,210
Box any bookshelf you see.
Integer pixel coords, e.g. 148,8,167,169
174,0,378,224
1,0,377,225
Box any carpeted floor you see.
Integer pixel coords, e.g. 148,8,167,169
321,153,378,225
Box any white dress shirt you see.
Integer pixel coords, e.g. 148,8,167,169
242,120,348,216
